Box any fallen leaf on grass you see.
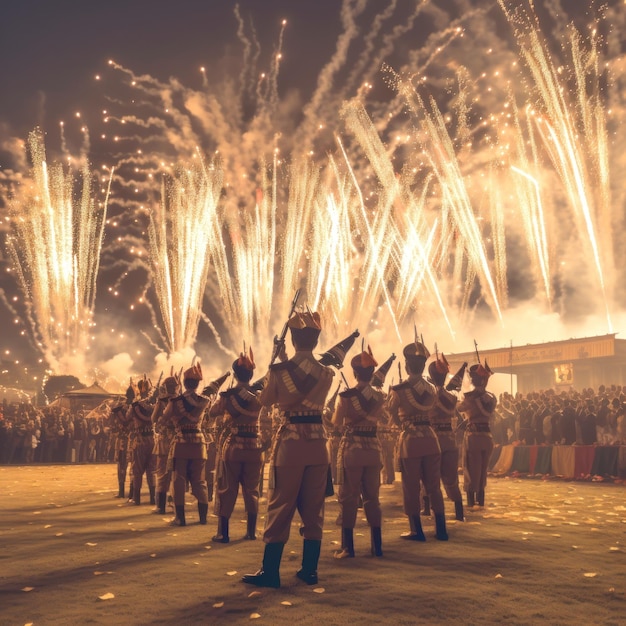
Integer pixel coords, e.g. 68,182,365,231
55,533,63,537
281,601,293,606
98,593,115,600
250,613,261,619
313,587,325,594
248,591,262,598
583,572,597,578
551,534,561,538
213,602,224,608
21,587,34,592
44,525,52,529
226,570,238,576
93,571,104,576
609,547,620,552
86,542,97,547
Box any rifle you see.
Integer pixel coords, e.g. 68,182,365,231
446,362,467,391
398,361,403,384
269,288,301,367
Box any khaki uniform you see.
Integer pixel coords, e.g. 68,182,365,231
152,397,176,496
260,351,334,544
333,383,385,529
458,388,497,504
128,399,156,503
109,404,131,497
386,375,444,516
211,384,264,519
430,385,463,504
164,390,210,506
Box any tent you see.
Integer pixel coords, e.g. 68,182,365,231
51,382,123,414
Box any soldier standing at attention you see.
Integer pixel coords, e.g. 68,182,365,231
109,400,131,499
242,310,335,589
458,360,496,509
151,375,179,515
427,353,467,522
210,349,264,543
163,363,211,526
127,378,156,506
332,346,386,559
386,340,448,542
370,354,397,485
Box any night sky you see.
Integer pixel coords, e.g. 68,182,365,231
0,0,624,391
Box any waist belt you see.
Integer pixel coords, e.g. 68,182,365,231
352,429,377,438
287,415,322,424
468,423,490,433
236,430,258,439
434,424,453,432
181,428,200,434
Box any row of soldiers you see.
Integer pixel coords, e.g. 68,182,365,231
107,307,497,589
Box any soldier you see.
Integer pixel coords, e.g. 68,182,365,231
371,354,397,485
127,377,157,506
210,349,264,543
427,353,466,522
151,375,179,515
458,361,497,508
242,310,335,589
332,346,386,558
386,340,448,541
109,400,132,498
163,363,210,526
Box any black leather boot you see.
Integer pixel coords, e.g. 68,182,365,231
467,490,475,507
170,505,186,526
116,481,125,498
401,515,426,541
127,482,134,503
297,539,321,585
149,486,156,505
334,528,354,559
244,513,257,540
241,542,284,588
198,502,208,525
477,489,485,507
435,513,448,541
153,492,166,514
371,527,383,557
133,488,141,506
212,516,229,543
454,500,464,521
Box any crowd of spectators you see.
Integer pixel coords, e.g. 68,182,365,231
0,401,114,465
490,385,626,447
2,384,626,465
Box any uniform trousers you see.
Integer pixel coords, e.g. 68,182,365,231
132,438,156,495
216,447,263,518
172,447,208,505
338,447,382,528
400,453,445,516
463,432,493,493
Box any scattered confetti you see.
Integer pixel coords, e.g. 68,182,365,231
213,602,224,608
86,542,97,546
250,613,261,619
583,573,597,578
55,533,64,537
609,547,620,552
495,574,503,579
204,546,212,550
150,554,157,558
98,592,115,600
44,525,52,529
21,587,35,592
281,601,293,606
248,591,262,598
94,571,104,576
551,534,561,538
313,587,325,594
226,571,238,576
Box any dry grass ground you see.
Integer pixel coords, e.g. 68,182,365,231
1,464,625,626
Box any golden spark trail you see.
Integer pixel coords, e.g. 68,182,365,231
147,155,223,353
7,129,110,374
